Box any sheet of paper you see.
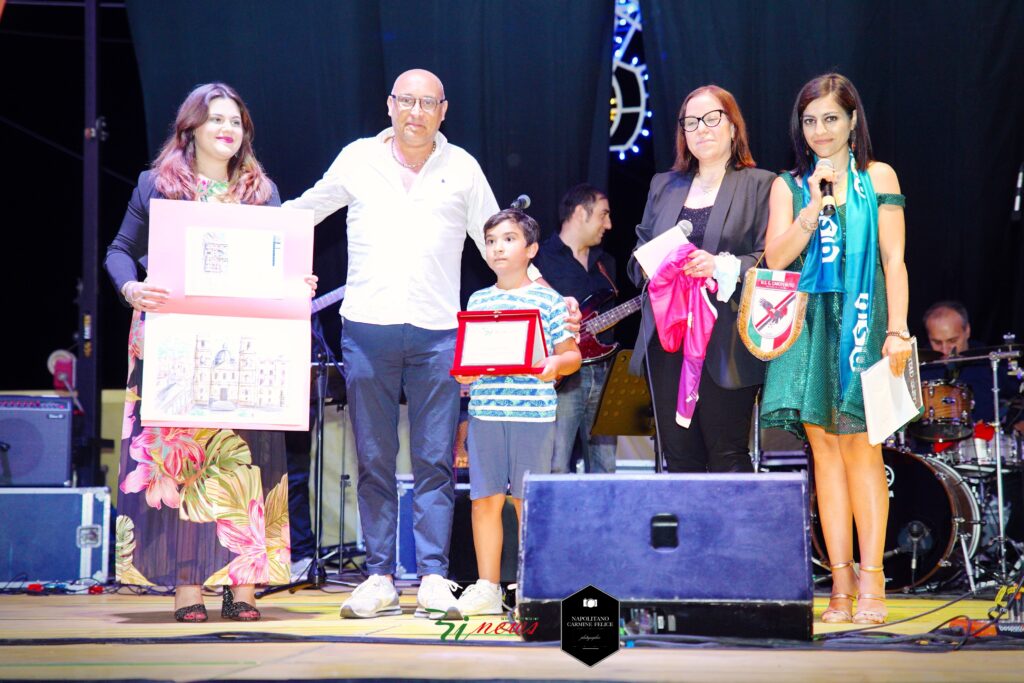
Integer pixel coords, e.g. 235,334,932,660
460,320,531,366
634,222,691,279
140,313,310,430
862,356,920,446
141,200,315,430
184,226,286,298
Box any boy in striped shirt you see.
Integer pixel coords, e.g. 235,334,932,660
453,209,581,616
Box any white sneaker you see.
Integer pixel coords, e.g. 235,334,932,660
339,575,401,619
290,556,313,582
455,579,505,617
415,574,461,620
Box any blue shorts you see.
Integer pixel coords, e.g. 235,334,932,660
467,418,554,500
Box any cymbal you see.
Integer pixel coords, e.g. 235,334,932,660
919,344,1022,367
967,343,1023,355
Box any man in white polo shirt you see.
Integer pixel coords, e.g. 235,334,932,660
285,68,574,619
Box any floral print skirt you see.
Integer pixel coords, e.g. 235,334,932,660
115,311,291,587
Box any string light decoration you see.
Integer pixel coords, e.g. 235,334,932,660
610,0,651,161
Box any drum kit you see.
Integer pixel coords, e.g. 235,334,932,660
809,337,1024,594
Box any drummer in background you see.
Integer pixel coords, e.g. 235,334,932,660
921,300,1021,433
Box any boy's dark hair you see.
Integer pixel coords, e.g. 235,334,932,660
558,183,606,225
482,208,540,246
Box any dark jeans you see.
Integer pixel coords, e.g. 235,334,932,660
552,360,617,473
646,339,759,473
341,320,460,577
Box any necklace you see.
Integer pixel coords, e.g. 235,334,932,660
695,168,724,195
391,139,436,170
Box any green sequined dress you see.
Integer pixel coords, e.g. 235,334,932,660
760,172,906,437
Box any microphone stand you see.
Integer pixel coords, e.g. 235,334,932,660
639,279,665,473
258,319,361,597
908,522,923,593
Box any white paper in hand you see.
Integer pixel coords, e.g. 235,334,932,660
634,221,691,279
862,356,920,446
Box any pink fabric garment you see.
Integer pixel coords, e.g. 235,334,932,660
647,242,719,427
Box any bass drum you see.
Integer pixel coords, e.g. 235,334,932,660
811,447,979,592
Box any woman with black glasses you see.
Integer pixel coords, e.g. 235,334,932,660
627,85,773,473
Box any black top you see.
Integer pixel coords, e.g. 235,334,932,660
532,233,617,343
677,204,713,249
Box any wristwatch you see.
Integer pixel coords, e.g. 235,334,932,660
885,329,912,341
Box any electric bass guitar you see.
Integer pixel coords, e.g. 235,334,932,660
310,284,347,315
575,289,642,364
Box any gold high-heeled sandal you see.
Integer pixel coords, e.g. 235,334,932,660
852,565,887,625
821,560,856,624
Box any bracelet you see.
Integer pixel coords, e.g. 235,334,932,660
885,329,911,341
798,213,817,233
121,281,136,305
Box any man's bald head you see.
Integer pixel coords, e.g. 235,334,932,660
392,69,445,100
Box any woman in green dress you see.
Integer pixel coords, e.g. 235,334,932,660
761,74,912,625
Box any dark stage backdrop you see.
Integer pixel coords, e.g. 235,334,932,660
3,1,1022,392
641,0,1024,343
125,0,613,310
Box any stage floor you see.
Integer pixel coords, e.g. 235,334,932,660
1,588,1023,681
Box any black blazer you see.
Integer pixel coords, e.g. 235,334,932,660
104,170,281,298
627,166,774,389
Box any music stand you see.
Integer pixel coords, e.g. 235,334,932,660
590,350,655,438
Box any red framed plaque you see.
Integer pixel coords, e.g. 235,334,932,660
451,309,548,375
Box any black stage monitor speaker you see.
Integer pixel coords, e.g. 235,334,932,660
0,396,74,486
518,473,813,641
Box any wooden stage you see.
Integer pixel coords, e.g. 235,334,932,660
1,587,1022,681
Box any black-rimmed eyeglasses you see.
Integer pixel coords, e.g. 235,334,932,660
679,109,726,132
390,94,446,113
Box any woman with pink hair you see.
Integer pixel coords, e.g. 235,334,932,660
106,83,313,622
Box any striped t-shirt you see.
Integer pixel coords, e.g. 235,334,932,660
466,283,572,422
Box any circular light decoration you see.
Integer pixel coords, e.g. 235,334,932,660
610,0,651,161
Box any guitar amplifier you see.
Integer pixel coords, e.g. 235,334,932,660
0,396,74,486
0,487,110,585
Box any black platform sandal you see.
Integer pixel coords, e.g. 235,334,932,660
222,586,261,621
173,603,208,623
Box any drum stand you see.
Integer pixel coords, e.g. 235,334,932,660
985,348,1020,583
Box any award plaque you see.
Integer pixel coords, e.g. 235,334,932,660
451,309,548,375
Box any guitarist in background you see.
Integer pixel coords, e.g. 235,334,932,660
532,184,619,473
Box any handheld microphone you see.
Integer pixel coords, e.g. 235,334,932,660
818,158,836,217
675,219,694,237
510,194,531,210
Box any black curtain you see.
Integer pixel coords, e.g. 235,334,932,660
125,0,613,304
642,0,1024,341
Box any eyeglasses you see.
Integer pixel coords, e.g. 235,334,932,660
390,94,446,113
679,109,726,132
